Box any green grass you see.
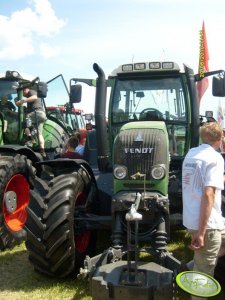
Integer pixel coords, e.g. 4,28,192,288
0,243,91,300
0,230,224,300
167,228,193,260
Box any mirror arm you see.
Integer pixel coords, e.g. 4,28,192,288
195,70,224,81
70,78,96,87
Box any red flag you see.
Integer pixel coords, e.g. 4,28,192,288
197,21,209,103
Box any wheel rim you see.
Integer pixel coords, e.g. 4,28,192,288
75,191,91,253
3,174,30,232
75,231,91,254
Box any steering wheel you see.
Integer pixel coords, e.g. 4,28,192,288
139,108,164,121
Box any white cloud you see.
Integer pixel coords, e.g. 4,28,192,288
39,43,61,58
30,0,66,36
0,0,66,60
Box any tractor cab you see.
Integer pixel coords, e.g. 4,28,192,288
109,62,189,158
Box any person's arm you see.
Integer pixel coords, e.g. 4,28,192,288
189,186,215,250
16,94,37,106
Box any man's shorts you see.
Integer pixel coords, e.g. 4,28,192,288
189,229,222,276
27,111,47,134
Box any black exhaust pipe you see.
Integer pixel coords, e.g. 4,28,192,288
93,63,109,172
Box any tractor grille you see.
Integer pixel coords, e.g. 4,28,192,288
114,128,168,181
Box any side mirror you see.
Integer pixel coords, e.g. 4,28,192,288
84,113,94,122
136,91,145,98
205,111,214,118
70,84,82,103
212,75,225,97
37,82,48,98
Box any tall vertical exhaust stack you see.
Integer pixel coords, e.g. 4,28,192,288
93,63,109,172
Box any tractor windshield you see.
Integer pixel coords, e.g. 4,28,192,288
0,80,20,143
112,77,186,123
111,77,188,156
75,112,86,129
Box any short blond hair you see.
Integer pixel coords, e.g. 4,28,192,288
200,122,223,144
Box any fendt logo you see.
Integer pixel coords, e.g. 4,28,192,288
134,132,144,142
124,147,154,154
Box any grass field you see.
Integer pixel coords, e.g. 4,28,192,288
0,242,91,300
0,230,224,300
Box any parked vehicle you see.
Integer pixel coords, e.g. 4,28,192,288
0,71,74,250
46,105,85,130
24,62,225,298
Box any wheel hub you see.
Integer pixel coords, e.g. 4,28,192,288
3,174,30,232
4,191,17,213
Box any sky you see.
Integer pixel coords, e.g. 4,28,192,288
0,0,225,116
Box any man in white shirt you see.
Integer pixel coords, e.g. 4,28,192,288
182,122,225,300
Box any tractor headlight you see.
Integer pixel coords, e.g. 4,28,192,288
114,165,127,179
6,70,21,79
151,164,166,180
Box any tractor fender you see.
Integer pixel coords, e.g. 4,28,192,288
37,158,98,187
0,145,43,176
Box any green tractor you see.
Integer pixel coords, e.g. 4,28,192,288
24,62,225,299
0,71,78,250
46,104,87,144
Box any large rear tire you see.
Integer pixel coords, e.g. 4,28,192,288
0,154,35,250
25,166,97,277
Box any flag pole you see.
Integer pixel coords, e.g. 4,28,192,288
197,21,209,103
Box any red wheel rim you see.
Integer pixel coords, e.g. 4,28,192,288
75,231,91,254
75,191,91,253
3,174,30,232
